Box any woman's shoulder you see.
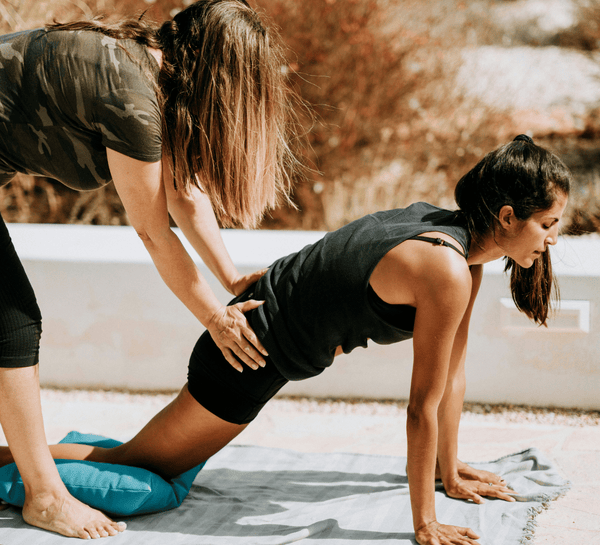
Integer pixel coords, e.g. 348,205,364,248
371,202,455,224
35,29,153,78
42,29,161,161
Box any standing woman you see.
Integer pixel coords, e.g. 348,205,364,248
0,0,300,538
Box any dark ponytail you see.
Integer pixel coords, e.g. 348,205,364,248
505,249,554,325
455,135,571,326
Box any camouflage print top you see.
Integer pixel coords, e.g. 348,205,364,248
0,28,162,190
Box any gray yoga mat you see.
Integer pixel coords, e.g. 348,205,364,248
0,445,569,544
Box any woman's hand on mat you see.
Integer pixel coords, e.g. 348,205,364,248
456,462,506,487
415,520,480,545
444,476,516,504
229,268,268,296
208,302,268,372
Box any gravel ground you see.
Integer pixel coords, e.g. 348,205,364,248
40,388,600,427
271,396,600,427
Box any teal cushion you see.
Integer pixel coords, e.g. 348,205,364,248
0,431,206,516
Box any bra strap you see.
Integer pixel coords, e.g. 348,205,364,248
410,235,466,258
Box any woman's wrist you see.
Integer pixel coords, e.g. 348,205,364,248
414,515,439,536
206,304,227,331
219,267,241,295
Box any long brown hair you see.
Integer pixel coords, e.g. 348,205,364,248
454,135,571,326
48,0,302,228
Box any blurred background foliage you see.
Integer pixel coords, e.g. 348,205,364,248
1,0,600,233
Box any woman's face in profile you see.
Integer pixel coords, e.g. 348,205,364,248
503,191,568,268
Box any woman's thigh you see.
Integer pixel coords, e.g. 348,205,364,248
187,329,289,425
0,214,42,368
105,321,289,477
105,384,248,479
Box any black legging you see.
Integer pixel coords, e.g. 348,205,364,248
0,213,42,368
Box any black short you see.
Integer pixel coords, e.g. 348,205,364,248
0,214,42,368
187,295,288,425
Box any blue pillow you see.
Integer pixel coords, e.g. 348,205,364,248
0,431,206,516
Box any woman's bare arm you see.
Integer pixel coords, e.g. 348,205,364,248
435,265,481,489
164,178,267,297
406,250,476,545
107,150,265,371
436,264,515,503
372,238,480,544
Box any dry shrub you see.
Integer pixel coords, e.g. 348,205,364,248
255,0,519,230
547,0,600,234
0,175,64,223
555,0,600,51
0,0,97,32
254,0,445,228
564,172,600,234
540,135,600,235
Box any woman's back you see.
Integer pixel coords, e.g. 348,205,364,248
0,29,161,190
246,202,470,380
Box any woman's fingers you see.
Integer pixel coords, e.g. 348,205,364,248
220,347,244,373
415,521,480,545
447,478,516,505
245,268,269,283
478,482,516,502
230,269,269,296
463,527,480,539
207,302,268,371
457,464,506,486
234,300,268,355
454,464,516,502
226,336,265,371
447,480,487,504
467,491,485,504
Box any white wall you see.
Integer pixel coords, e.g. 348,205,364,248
7,223,600,409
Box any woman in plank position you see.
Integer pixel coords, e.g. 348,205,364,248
0,0,300,538
1,136,570,544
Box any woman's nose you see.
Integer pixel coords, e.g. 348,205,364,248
546,225,559,246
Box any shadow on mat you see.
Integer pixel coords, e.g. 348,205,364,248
123,467,413,542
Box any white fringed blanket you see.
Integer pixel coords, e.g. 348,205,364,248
0,445,569,544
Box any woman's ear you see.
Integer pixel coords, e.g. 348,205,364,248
498,205,515,230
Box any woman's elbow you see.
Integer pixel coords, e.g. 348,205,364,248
134,224,172,248
406,399,438,431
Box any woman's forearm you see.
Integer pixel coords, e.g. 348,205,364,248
107,150,267,369
141,227,224,327
435,376,464,483
406,406,439,531
166,183,240,294
435,357,466,483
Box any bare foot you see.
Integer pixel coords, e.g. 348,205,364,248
23,491,126,539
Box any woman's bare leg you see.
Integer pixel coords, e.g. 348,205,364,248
104,383,248,478
1,383,247,480
0,366,126,539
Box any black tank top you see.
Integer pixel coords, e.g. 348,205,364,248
245,202,470,380
366,234,466,330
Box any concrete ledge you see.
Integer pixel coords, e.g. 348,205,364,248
7,223,600,409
